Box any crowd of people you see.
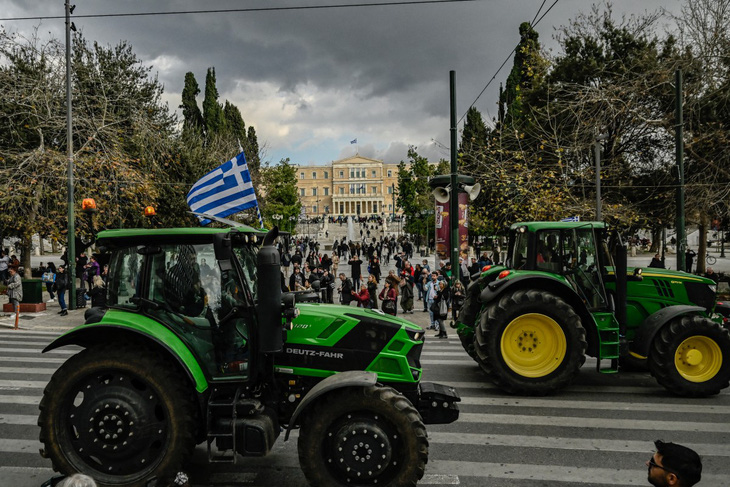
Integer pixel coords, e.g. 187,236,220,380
277,234,504,339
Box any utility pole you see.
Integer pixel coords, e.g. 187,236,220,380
449,71,459,284
391,183,395,222
595,133,608,221
65,0,76,310
675,69,686,272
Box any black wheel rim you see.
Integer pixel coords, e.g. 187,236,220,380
60,369,170,478
323,411,403,485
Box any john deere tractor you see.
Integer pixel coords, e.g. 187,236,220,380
38,225,459,486
456,221,730,397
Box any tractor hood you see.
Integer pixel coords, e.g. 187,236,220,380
274,303,425,384
626,266,717,312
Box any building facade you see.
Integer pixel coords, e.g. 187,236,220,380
296,155,402,218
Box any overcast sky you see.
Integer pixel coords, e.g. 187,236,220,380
2,0,681,166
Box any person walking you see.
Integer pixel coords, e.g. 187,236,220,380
349,255,363,289
418,269,430,310
88,275,107,308
399,265,415,314
55,265,69,316
43,262,57,302
351,283,371,308
367,274,378,310
450,279,466,327
433,281,449,338
378,280,397,316
6,266,23,315
369,255,381,282
338,273,354,305
424,272,439,328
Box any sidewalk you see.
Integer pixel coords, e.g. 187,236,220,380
0,289,86,333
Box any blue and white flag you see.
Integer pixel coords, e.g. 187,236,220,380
187,151,261,226
350,139,357,144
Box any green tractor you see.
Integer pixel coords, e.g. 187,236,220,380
456,221,730,397
38,225,459,486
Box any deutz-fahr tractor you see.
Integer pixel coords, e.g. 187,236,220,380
455,221,730,397
38,225,459,486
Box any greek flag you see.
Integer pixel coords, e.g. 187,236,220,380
187,151,262,226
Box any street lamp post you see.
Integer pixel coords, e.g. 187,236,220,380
289,215,297,234
272,213,282,230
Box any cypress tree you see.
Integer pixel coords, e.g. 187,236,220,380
203,67,226,135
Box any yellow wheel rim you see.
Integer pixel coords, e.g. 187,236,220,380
500,313,567,378
675,336,723,383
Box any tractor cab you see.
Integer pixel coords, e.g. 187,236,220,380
102,228,266,381
506,221,612,310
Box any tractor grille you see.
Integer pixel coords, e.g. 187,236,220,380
651,279,675,298
684,282,715,312
407,342,423,369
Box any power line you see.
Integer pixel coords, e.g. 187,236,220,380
458,0,560,125
0,0,485,22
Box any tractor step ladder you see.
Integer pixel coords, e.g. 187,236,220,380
595,314,620,374
206,387,242,463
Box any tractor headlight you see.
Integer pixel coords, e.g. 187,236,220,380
709,284,717,294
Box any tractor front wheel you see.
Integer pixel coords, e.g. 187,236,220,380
475,289,587,395
648,315,730,397
297,385,428,486
38,344,197,487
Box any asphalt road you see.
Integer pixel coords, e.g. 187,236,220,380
1,327,729,487
1,249,730,486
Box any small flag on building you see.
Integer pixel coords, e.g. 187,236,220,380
187,151,263,227
350,139,357,144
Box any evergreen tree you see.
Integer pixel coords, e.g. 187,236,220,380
203,67,226,136
458,106,488,175
500,22,546,128
180,72,204,136
223,101,246,141
246,125,261,177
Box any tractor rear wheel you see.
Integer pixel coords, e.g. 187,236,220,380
297,385,428,486
38,344,197,487
475,289,587,395
648,315,730,397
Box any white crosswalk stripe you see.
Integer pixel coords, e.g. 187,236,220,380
1,329,729,487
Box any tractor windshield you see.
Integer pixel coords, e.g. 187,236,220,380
233,244,259,302
562,227,609,309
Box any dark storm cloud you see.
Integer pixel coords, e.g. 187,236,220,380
1,0,678,164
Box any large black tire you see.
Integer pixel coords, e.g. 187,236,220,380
648,315,730,397
297,385,428,487
474,289,587,395
38,344,197,487
458,329,478,361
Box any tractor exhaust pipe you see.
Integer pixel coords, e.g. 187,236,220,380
257,226,283,353
614,238,628,338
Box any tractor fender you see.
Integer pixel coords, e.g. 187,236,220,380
478,274,600,357
284,370,377,441
479,274,573,305
43,323,209,394
629,305,706,359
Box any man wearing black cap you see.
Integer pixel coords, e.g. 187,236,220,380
647,440,702,487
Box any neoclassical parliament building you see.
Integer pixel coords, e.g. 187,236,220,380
295,155,403,218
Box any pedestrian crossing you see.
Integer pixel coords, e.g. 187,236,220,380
1,329,728,486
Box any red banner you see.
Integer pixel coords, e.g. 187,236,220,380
436,193,469,266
